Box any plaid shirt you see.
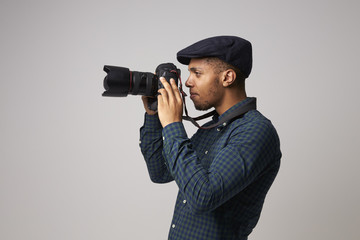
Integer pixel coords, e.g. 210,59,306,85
140,97,281,240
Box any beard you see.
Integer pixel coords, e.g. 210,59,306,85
192,84,219,111
194,101,213,111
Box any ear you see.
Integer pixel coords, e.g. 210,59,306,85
222,69,236,87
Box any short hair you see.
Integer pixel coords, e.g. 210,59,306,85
204,57,246,87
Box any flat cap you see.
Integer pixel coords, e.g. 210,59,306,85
177,36,252,78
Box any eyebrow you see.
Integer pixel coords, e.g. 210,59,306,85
188,67,203,72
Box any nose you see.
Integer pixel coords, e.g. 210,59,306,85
185,75,193,88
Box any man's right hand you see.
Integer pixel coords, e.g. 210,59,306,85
141,96,157,115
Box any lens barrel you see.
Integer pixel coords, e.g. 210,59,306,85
129,71,158,96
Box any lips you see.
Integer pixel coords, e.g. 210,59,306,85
189,91,198,100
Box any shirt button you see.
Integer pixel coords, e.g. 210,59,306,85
217,128,221,132
223,122,227,126
163,136,165,140
205,151,208,155
183,200,187,204
172,224,176,228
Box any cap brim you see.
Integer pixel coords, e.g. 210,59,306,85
177,56,191,65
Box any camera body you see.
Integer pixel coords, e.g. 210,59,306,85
102,63,180,111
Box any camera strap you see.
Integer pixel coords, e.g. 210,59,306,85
181,97,257,129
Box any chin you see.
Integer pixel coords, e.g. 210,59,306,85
194,104,212,111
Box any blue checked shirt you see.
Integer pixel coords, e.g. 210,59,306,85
139,97,281,240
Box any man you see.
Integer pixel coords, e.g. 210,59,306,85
139,36,281,240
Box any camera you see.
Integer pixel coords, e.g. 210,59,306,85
102,63,181,111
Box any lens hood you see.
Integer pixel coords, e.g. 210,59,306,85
102,65,131,97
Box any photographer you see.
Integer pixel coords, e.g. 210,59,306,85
139,36,281,240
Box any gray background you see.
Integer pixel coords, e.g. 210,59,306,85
1,0,359,239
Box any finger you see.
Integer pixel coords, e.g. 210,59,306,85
160,77,175,103
170,78,182,103
157,92,162,105
158,88,168,105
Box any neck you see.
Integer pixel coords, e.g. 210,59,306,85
215,90,247,115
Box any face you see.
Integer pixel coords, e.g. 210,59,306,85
185,58,224,111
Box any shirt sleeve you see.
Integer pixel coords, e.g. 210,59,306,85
139,113,174,183
162,120,279,214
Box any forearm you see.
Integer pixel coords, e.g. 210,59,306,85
139,113,174,183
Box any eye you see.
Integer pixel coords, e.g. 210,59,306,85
195,71,201,77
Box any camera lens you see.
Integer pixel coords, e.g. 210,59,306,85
102,66,158,97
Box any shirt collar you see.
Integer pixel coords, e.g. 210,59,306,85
212,97,256,123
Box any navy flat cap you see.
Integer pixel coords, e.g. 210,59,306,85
177,36,252,78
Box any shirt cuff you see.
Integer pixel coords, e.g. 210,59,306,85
143,113,162,130
162,122,188,144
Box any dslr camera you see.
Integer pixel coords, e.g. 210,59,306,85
102,63,181,111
